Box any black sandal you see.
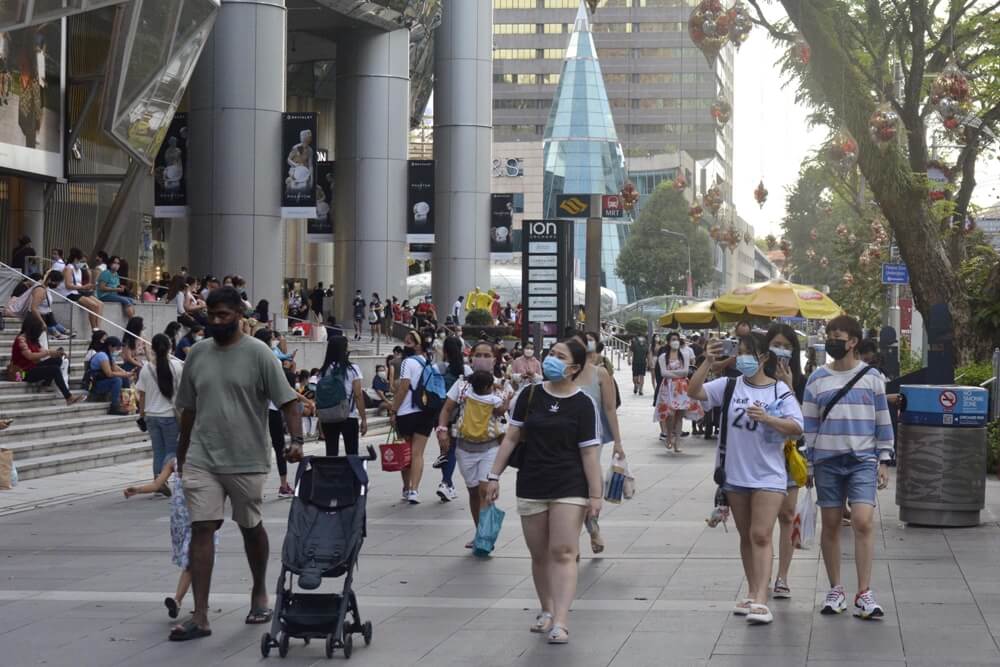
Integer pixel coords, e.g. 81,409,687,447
245,607,272,624
168,618,211,641
164,597,179,619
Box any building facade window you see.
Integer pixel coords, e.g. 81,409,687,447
543,23,566,33
542,48,565,59
597,47,628,58
542,73,561,84
493,0,537,9
543,0,579,7
495,48,536,60
494,23,536,34
592,22,633,33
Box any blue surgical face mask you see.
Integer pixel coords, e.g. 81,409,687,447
770,347,792,360
542,355,569,381
736,354,760,377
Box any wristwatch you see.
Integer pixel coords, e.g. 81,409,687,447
487,473,500,482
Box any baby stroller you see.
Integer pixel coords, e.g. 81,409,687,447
261,447,376,659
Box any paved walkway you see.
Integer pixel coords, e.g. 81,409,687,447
2,369,1000,666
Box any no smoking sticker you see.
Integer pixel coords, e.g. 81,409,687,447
939,390,957,410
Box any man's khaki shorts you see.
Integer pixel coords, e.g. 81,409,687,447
182,464,266,529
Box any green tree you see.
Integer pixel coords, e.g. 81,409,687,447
749,0,1000,362
616,182,714,299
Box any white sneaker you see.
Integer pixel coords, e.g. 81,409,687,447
407,490,420,505
854,589,885,620
436,482,452,502
821,585,847,615
401,487,409,501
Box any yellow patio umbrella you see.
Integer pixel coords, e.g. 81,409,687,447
658,300,738,328
713,278,843,320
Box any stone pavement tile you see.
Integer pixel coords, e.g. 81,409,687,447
805,617,905,660
896,601,988,627
579,584,664,601
716,617,812,648
892,577,976,605
708,657,805,667
633,609,729,634
806,661,905,666
611,628,718,663
899,624,1000,660
887,558,965,579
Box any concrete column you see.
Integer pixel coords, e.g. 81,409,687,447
187,0,286,311
334,29,409,324
432,0,492,310
15,179,45,257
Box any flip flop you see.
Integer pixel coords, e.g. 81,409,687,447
168,618,211,641
164,597,179,619
245,607,272,624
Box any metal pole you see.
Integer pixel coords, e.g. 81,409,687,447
585,193,603,335
992,347,1000,420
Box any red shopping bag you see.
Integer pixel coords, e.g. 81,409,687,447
379,431,412,472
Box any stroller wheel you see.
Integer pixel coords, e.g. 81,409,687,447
278,632,290,658
325,633,335,659
362,621,373,646
260,632,272,658
343,633,353,660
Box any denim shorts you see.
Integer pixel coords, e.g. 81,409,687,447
814,454,878,508
723,483,787,496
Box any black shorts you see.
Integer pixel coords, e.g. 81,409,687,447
67,293,82,302
395,410,434,438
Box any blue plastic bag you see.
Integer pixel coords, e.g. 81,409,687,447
473,504,506,557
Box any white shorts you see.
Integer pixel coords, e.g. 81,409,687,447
456,446,499,488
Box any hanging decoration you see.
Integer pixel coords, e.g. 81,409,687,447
620,181,640,211
702,184,724,216
688,0,730,64
819,256,829,268
929,62,970,130
926,159,954,202
790,34,811,65
710,98,732,127
809,228,818,241
827,129,858,172
835,223,849,239
765,234,777,250
753,180,768,208
859,249,873,268
848,232,857,244
726,1,753,49
870,219,889,245
688,204,704,223
843,270,855,286
869,103,900,147
805,247,817,260
673,174,687,191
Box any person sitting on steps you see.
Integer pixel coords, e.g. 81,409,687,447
88,335,135,415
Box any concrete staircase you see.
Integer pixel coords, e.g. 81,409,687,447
0,319,393,481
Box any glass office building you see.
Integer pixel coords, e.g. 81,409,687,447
542,4,629,303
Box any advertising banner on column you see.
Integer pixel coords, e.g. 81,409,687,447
0,19,65,179
407,159,434,243
280,112,317,218
307,161,334,243
409,243,432,261
521,219,573,347
153,112,188,217
491,193,514,259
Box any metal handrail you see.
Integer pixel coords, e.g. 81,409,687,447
0,262,155,375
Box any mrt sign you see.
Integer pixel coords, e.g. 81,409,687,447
602,195,624,218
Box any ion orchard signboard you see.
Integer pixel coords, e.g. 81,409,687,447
521,219,574,348
0,19,65,179
280,112,317,218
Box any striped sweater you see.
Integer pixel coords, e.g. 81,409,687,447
802,363,895,468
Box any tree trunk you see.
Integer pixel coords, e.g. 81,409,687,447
780,0,980,364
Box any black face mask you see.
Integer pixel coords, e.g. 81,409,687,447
825,339,849,360
207,320,239,343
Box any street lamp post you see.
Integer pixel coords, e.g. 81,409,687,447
661,228,692,297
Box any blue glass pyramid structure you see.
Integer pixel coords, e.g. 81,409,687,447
543,1,630,305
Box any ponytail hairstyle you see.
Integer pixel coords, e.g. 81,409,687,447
151,333,175,400
442,335,465,379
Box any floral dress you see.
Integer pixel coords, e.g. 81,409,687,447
169,473,218,569
654,355,704,422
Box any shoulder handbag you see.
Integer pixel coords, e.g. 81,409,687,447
506,384,537,469
713,377,738,487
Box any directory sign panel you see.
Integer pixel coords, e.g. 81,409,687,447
307,161,334,243
153,112,187,217
407,159,434,244
490,193,514,259
280,112,317,218
0,19,65,179
522,219,573,348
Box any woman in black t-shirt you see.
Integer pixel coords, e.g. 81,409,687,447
486,338,602,645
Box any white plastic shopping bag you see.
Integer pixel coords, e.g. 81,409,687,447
604,455,626,503
792,488,817,549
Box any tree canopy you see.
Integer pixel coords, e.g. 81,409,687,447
615,182,714,299
750,0,1000,362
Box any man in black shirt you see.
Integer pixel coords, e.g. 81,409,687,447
309,283,325,322
351,291,365,341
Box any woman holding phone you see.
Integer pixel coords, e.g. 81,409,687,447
688,333,804,625
765,323,808,600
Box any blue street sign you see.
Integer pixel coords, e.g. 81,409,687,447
881,263,909,284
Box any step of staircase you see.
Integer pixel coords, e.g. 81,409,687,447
0,400,114,425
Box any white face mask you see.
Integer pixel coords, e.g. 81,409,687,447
376,371,387,379
669,340,680,350
270,340,278,349
586,341,597,353
523,348,534,358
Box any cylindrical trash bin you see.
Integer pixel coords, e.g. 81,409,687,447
896,385,989,527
